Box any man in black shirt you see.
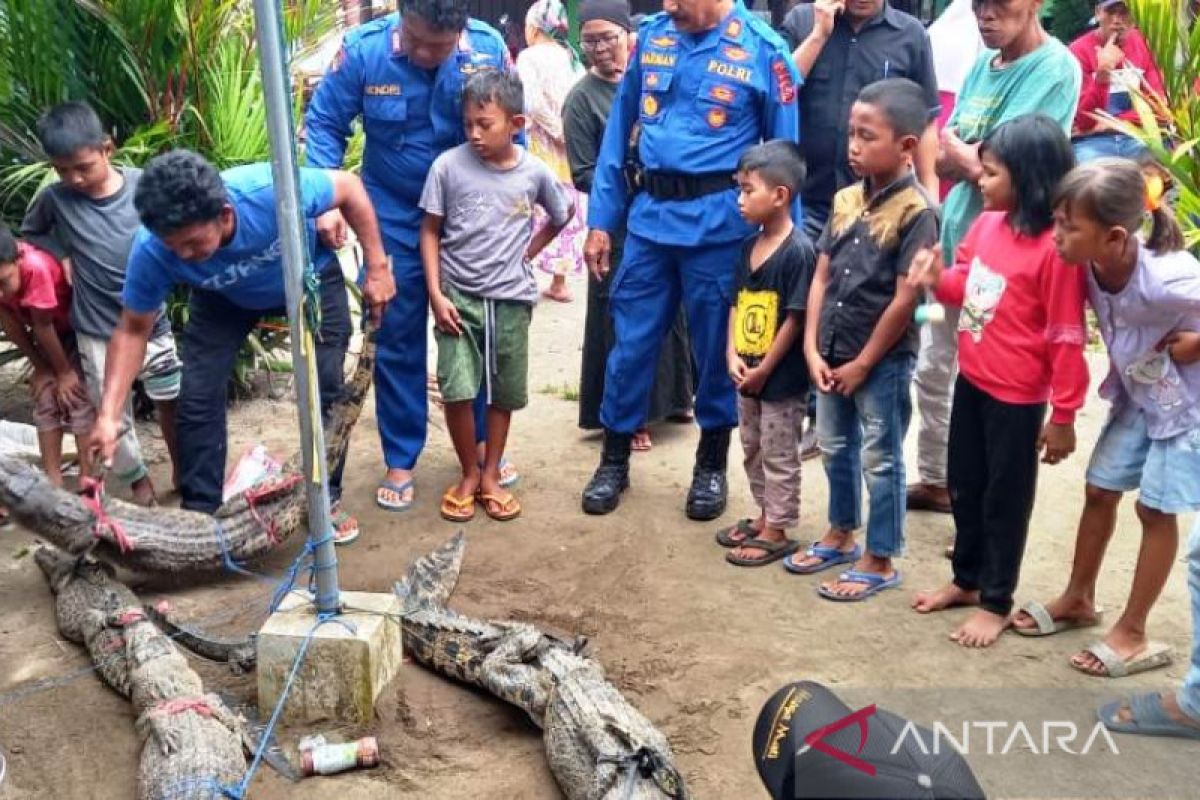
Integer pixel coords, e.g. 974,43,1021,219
781,0,941,241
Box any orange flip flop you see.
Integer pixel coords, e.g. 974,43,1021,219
440,488,476,522
478,491,521,522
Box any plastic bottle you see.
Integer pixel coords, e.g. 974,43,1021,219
300,737,380,776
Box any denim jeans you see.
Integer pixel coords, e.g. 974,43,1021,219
1071,133,1147,164
1179,517,1200,723
177,263,350,514
816,352,915,557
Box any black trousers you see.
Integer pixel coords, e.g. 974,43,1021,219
948,375,1045,616
177,265,350,514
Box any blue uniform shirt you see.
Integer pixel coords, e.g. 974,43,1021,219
305,13,511,250
588,3,801,247
123,164,336,313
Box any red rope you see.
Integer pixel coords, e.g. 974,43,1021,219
147,696,214,720
78,476,135,554
243,473,303,547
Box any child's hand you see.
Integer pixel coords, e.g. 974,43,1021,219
906,244,944,290
728,354,748,386
54,369,87,407
740,365,768,396
1161,331,1200,366
30,366,54,395
1038,421,1076,465
831,359,869,397
806,351,836,393
430,293,462,336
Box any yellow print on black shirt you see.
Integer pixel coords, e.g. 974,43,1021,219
734,288,779,357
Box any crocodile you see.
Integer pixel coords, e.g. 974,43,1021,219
396,534,689,800
0,324,375,574
144,601,257,675
36,546,248,799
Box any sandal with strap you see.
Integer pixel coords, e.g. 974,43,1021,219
714,518,759,548
440,488,476,523
330,503,360,546
783,541,861,575
1012,600,1103,637
725,537,800,567
478,491,521,522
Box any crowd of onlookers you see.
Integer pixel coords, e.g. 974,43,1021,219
1,0,1198,746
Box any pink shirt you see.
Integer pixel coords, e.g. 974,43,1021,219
935,212,1089,424
0,242,72,334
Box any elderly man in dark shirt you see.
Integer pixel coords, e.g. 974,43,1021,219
782,0,941,241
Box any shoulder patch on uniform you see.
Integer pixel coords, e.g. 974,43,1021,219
723,18,743,40
330,45,347,72
771,57,796,104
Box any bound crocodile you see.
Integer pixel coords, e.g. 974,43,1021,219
36,546,248,799
1,324,375,574
397,534,689,799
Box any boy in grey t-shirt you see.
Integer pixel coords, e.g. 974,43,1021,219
419,70,573,523
21,102,180,504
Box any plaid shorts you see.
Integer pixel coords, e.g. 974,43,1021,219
31,345,95,435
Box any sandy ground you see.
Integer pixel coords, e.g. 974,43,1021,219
1,281,1196,800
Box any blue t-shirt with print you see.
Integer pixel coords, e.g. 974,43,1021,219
123,163,336,313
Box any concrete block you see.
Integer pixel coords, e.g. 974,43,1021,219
257,591,403,724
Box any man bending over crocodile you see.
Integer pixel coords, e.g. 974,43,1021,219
90,150,395,544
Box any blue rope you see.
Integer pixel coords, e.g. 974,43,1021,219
221,613,353,799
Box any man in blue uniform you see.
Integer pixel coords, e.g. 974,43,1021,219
581,0,800,519
305,0,512,512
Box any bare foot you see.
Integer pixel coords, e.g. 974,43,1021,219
912,583,979,614
1071,625,1149,676
950,609,1009,648
1011,593,1100,633
631,428,652,452
788,528,855,571
720,517,763,546
1107,692,1200,729
130,475,157,507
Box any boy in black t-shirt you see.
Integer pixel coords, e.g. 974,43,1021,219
717,140,816,567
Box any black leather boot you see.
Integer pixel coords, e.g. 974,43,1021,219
582,430,632,515
686,427,731,521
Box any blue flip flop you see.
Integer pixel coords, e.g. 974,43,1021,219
783,542,862,575
376,479,414,512
1098,693,1200,740
817,569,902,602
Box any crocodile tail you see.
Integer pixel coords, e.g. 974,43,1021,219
323,320,377,475
394,532,466,613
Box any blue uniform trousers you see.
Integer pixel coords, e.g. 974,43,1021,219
600,233,739,435
177,265,350,514
374,243,488,471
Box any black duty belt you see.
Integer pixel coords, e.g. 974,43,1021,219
642,170,735,201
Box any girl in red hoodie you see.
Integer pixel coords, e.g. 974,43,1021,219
908,115,1089,648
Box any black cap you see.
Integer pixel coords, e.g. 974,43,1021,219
578,0,633,31
753,681,987,800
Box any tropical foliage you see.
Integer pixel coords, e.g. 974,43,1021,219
1116,0,1200,249
0,0,344,391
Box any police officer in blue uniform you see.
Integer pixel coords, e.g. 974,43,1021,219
581,0,800,519
305,0,511,511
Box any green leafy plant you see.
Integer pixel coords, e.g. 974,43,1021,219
1109,0,1200,249
0,0,348,398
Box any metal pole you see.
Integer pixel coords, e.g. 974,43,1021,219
251,0,340,614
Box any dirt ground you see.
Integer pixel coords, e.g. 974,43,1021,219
1,281,1196,799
